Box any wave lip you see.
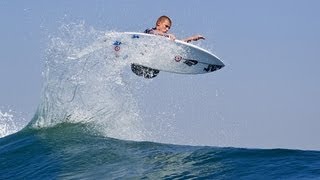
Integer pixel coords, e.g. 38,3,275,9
26,23,160,142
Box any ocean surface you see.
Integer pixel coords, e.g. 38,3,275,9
1,24,320,179
1,123,320,179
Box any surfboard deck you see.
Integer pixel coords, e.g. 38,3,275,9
117,32,224,74
68,32,225,75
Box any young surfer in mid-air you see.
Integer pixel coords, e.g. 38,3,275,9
144,16,205,42
131,15,206,79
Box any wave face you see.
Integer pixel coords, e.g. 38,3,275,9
1,123,320,179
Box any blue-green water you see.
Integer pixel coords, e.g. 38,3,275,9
1,123,320,179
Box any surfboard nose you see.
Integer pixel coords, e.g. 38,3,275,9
218,59,225,69
220,62,225,68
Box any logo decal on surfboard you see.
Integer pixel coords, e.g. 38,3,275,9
113,41,122,46
174,56,198,66
204,64,223,72
114,46,120,51
174,55,182,62
113,41,122,57
184,60,198,66
113,41,122,52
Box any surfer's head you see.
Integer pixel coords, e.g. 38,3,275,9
156,16,172,33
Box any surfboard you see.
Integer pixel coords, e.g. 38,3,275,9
68,32,224,76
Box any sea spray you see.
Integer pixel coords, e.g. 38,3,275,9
25,22,189,144
0,109,27,138
28,23,148,141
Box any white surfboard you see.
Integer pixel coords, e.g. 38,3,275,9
68,32,224,75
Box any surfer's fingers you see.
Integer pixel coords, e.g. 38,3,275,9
169,34,176,41
199,36,205,40
194,35,205,41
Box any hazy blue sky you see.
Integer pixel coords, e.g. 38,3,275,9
1,0,319,150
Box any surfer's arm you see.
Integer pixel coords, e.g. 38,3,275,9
183,35,205,43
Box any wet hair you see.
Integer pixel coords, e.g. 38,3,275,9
156,16,172,26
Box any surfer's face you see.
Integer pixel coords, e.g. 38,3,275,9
156,19,171,33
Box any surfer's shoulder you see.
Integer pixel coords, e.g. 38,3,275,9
144,27,156,34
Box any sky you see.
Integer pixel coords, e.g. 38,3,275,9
0,0,319,150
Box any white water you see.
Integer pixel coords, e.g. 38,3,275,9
0,110,27,138
28,23,180,142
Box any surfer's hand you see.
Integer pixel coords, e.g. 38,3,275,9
168,34,176,41
192,35,205,41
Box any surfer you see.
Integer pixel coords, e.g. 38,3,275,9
144,16,205,43
131,15,205,78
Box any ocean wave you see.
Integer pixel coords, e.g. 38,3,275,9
1,122,319,179
25,23,182,143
